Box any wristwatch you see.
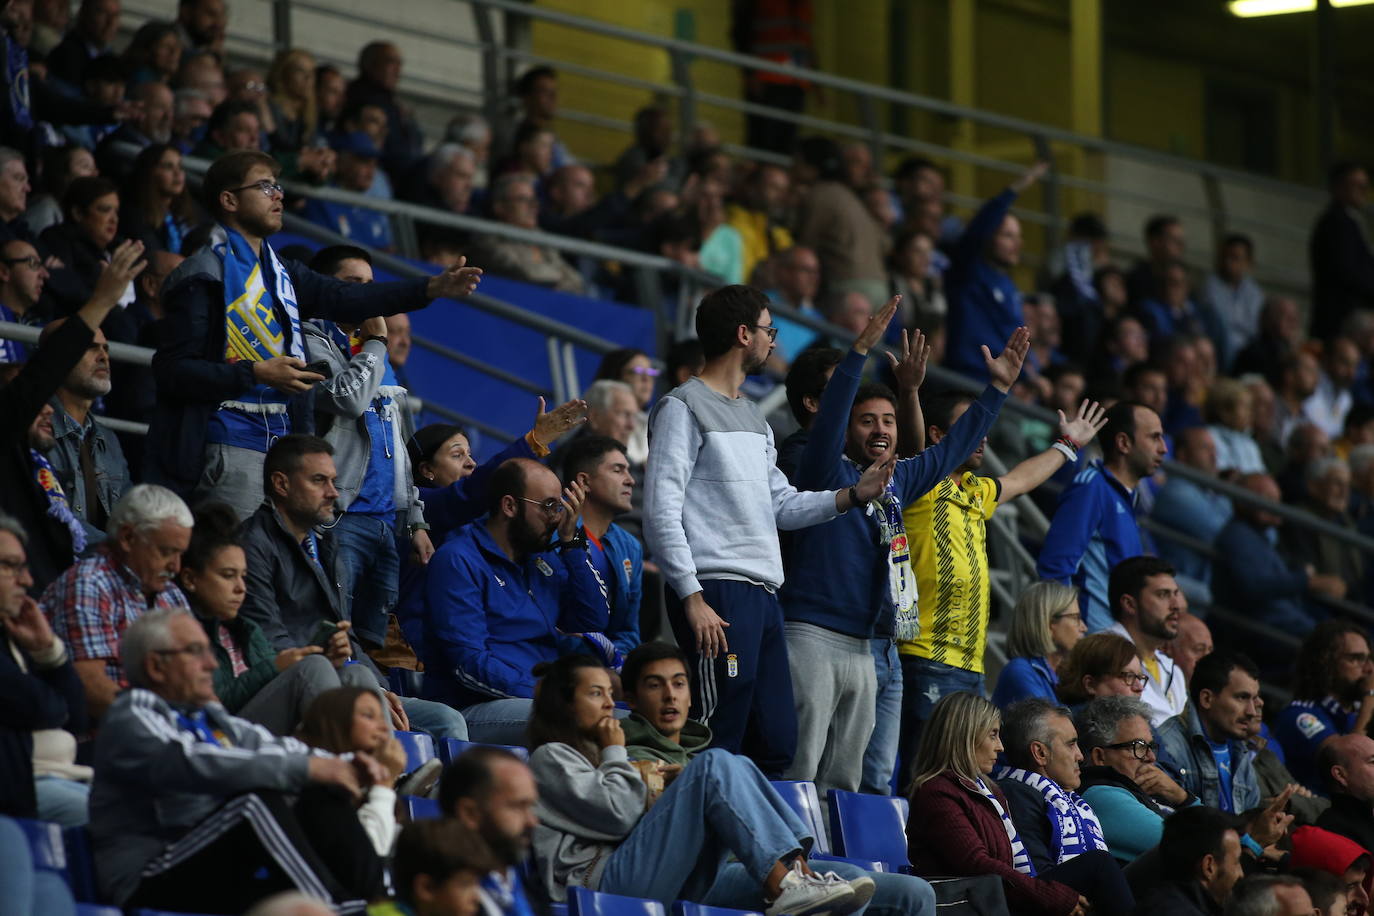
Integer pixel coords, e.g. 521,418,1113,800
362,334,389,346
559,531,589,552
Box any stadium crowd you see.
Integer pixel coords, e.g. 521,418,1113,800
6,1,1374,915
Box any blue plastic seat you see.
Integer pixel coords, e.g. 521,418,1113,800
405,794,442,820
63,826,99,902
74,905,121,915
550,904,569,916
568,886,667,916
14,818,66,873
388,667,424,697
673,902,763,916
827,790,911,871
394,730,436,772
437,737,531,766
768,781,885,872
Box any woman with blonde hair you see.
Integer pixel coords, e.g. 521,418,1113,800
992,582,1086,708
266,48,319,152
1054,633,1148,707
1206,376,1266,475
906,692,1133,916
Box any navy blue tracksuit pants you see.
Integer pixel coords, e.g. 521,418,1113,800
666,578,798,777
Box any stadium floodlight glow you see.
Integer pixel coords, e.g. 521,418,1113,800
1229,0,1374,16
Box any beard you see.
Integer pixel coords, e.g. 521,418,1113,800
742,348,768,375
73,375,111,399
480,820,532,868
510,511,553,557
1338,675,1367,707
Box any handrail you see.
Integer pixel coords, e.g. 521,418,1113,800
0,321,152,365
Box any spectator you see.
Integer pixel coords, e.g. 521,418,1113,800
119,143,195,255
417,458,606,743
1125,214,1185,307
556,379,637,469
384,311,412,381
1284,457,1363,596
409,144,477,221
24,145,96,237
541,163,615,238
0,239,49,335
1235,375,1279,472
265,49,317,153
1234,296,1303,384
437,746,541,916
301,131,393,249
766,245,824,367
0,147,34,245
1131,806,1244,915
39,176,128,315
174,50,226,108
775,347,842,479
386,820,499,916
889,156,946,235
121,20,183,86
643,285,893,774
1310,162,1374,341
992,699,1122,876
1316,733,1374,853
182,502,367,736
192,99,263,159
1091,314,1150,384
1074,695,1193,864
613,105,675,194
333,100,390,198
1055,632,1149,708
1213,473,1339,638
1172,611,1214,685
1157,650,1262,814
495,121,555,186
314,64,345,135
344,41,423,175
666,337,705,387
1153,427,1232,593
45,0,120,87
1338,406,1374,464
170,88,213,153
89,607,386,911
1275,620,1374,792
992,582,1086,709
93,79,174,177
1279,421,1333,504
1102,556,1189,727
1307,338,1362,439
39,317,128,546
1207,378,1268,476
1206,234,1265,368
794,137,887,307
906,691,1132,915
1226,875,1314,916
729,163,794,282
525,654,902,913
146,150,480,512
592,348,655,464
887,228,946,327
473,173,585,295
1037,401,1165,630
1243,714,1330,828
1050,213,1111,364
0,513,89,824
445,112,492,177
173,0,226,55
512,66,574,170
1139,260,1213,345
1291,870,1349,916
621,641,710,766
1289,827,1371,916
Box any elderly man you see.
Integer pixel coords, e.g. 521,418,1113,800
1170,611,1213,684
1151,426,1231,600
474,174,585,295
1316,733,1374,854
419,143,476,216
40,484,192,719
1283,456,1364,596
89,608,387,912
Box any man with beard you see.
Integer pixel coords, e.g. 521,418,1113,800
1105,556,1189,727
39,319,128,548
1276,621,1374,792
421,458,608,744
438,746,541,916
1158,651,1264,814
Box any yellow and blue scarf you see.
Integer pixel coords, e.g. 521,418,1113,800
215,223,303,412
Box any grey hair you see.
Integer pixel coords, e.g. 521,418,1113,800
583,379,634,413
1306,455,1350,485
1000,697,1072,771
446,113,490,145
0,512,27,546
1223,874,1306,916
122,607,195,688
1350,444,1374,477
107,484,194,540
492,172,535,204
1006,581,1078,660
0,147,23,173
426,143,475,185
1073,695,1154,754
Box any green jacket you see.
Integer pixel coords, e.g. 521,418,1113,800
622,712,713,767
195,611,279,713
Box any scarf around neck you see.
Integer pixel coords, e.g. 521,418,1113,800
843,456,918,641
214,223,302,412
973,776,1036,876
994,766,1108,865
30,448,86,557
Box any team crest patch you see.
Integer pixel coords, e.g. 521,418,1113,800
623,558,633,584
534,558,553,577
726,654,739,678
1295,713,1325,739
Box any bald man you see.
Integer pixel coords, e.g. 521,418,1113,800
416,458,609,744
1169,612,1213,685
1316,733,1374,854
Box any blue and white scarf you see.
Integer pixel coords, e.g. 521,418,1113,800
31,448,86,557
972,777,1036,876
214,223,302,413
844,457,918,641
994,767,1107,865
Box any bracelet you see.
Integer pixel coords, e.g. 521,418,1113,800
1051,436,1078,462
1239,833,1265,858
362,335,389,346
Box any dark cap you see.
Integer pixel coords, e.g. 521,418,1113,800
330,130,381,159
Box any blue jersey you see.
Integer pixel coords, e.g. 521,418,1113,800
1275,697,1357,793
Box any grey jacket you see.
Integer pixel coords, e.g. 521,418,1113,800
44,398,129,546
302,320,423,529
89,687,322,904
1157,703,1260,814
530,742,645,902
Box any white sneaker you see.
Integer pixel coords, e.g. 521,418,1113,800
765,860,868,916
820,872,875,911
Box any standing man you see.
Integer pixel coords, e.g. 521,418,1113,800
643,284,894,775
1104,556,1189,727
147,150,481,518
1310,162,1374,342
1037,400,1167,631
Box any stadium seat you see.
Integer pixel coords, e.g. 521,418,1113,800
827,790,911,870
388,667,424,697
673,902,763,916
75,906,121,915
394,730,436,772
404,794,441,820
768,781,885,871
568,886,667,916
14,817,65,873
63,826,99,902
550,904,569,916
437,737,531,765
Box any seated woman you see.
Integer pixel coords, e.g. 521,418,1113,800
1053,632,1147,711
298,687,407,857
39,176,127,314
526,655,893,915
592,348,655,465
992,582,1085,709
181,503,380,736
906,692,1133,916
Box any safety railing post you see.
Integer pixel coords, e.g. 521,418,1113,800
669,48,696,157
471,1,506,145
1032,133,1062,278
271,0,292,51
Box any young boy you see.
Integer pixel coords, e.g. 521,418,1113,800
371,820,499,916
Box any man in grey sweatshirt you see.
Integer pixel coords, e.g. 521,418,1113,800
643,284,894,775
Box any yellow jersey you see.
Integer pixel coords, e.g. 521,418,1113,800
899,472,1001,673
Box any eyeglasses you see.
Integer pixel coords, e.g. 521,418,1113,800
518,497,566,516
1051,611,1082,623
1104,739,1159,760
1115,671,1150,688
228,180,284,199
1,256,41,270
154,642,212,660
750,324,779,341
0,558,29,577
627,366,661,377
1340,652,1372,666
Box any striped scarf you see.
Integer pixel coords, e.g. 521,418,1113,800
973,777,1036,876
994,767,1107,865
214,223,302,412
843,457,919,641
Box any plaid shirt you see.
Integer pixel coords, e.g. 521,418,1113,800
40,549,190,685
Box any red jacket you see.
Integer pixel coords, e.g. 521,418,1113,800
907,771,1080,916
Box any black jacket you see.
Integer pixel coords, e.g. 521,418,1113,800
0,631,87,817
996,777,1060,875
1310,202,1374,341
1316,792,1374,855
1132,879,1221,916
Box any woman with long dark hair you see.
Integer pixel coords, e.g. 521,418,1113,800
120,143,197,255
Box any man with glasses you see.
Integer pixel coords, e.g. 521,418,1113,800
0,239,51,331
1277,620,1374,793
420,457,609,744
474,173,586,295
147,150,483,518
1157,650,1264,814
1104,556,1189,727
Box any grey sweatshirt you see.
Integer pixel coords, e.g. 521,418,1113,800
643,378,839,599
530,742,646,902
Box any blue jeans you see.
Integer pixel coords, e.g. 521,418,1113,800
462,698,536,746
0,816,76,916
861,639,903,795
897,656,984,784
401,696,469,741
333,512,401,647
34,776,89,826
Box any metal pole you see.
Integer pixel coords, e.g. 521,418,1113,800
271,0,292,52
1315,0,1336,174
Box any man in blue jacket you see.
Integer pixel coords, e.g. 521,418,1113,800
1037,400,1166,631
944,160,1048,381
779,293,1027,795
420,458,609,744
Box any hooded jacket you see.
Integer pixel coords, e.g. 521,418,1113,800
622,713,713,768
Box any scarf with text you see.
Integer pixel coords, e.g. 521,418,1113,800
973,777,1036,876
844,456,918,641
215,223,302,412
993,766,1108,865
30,448,86,557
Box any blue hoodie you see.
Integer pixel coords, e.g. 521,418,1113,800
555,521,642,660
780,348,1006,637
945,189,1025,380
